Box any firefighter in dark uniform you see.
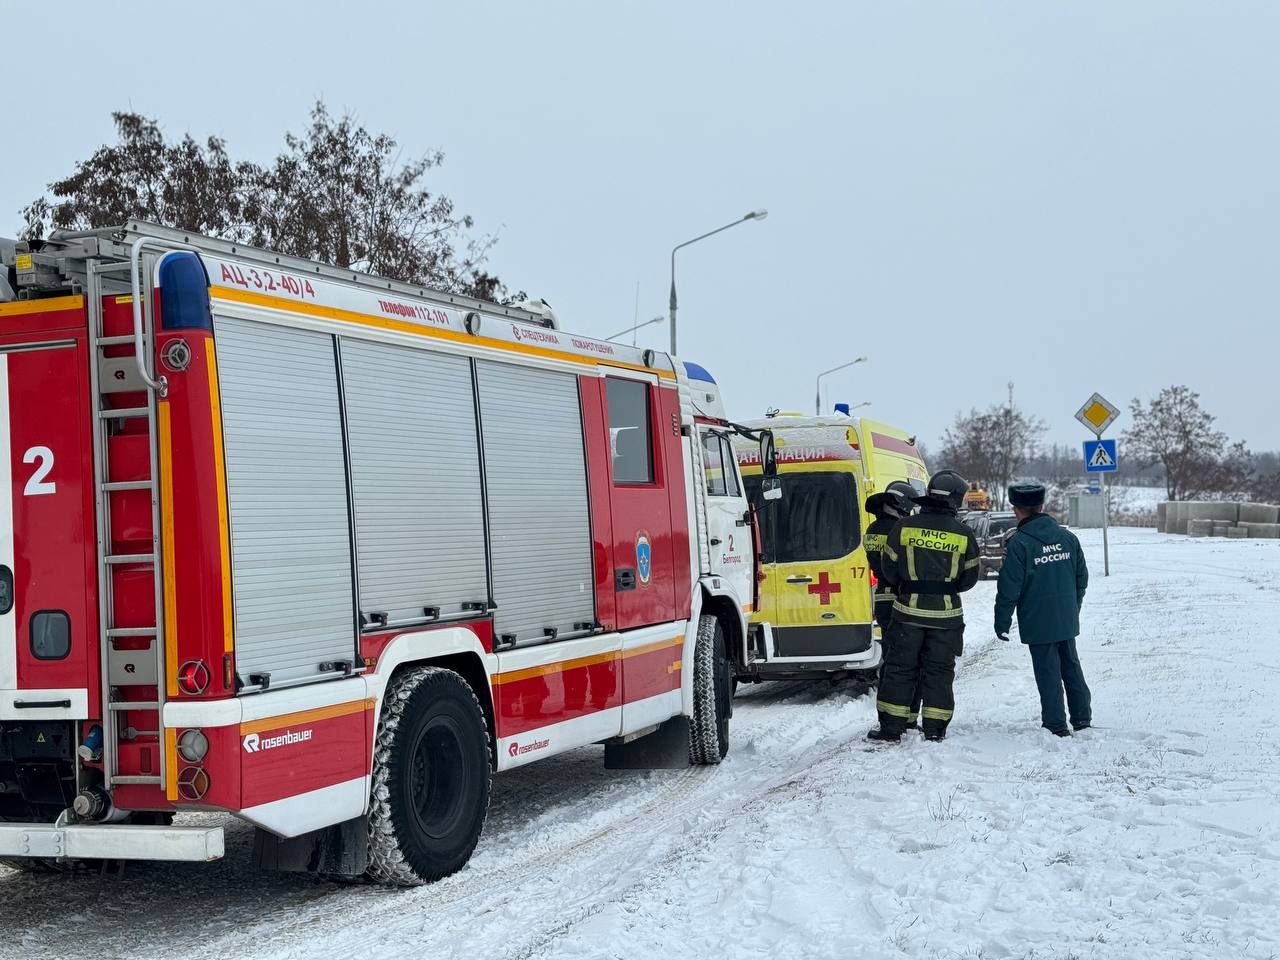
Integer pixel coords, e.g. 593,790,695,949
864,484,916,683
994,483,1091,736
869,470,981,742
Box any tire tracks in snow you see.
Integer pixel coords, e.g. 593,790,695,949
192,679,881,960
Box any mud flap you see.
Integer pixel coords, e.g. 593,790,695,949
603,716,692,770
253,816,368,876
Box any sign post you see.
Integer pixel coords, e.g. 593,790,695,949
1076,393,1120,577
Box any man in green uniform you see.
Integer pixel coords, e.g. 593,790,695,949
869,470,981,743
994,483,1091,737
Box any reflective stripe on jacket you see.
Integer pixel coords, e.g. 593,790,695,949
864,517,896,602
881,506,981,627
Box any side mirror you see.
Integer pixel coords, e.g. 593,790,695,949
761,476,782,502
760,431,777,477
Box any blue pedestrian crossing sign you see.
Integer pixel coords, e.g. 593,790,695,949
1084,439,1118,473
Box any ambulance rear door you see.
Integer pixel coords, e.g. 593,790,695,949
768,464,871,648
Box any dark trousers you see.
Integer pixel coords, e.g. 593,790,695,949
874,600,920,714
873,598,895,682
1028,638,1091,733
876,621,962,737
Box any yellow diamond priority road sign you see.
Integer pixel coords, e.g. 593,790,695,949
1075,392,1120,437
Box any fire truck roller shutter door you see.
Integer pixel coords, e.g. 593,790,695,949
339,340,487,624
214,317,356,686
475,361,594,645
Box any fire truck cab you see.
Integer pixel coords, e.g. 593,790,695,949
0,223,769,884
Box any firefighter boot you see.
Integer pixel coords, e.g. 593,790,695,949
866,726,902,743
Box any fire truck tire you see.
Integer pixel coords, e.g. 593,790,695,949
689,614,731,764
365,666,493,886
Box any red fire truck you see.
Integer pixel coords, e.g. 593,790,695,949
0,223,773,884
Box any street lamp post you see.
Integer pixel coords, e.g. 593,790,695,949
606,316,664,342
669,209,767,356
815,357,867,415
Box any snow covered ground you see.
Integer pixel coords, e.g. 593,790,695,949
2,528,1278,960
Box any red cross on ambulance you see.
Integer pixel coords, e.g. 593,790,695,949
807,571,841,605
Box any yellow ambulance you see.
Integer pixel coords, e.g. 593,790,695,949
733,414,929,681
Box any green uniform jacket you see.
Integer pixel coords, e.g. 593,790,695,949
994,513,1089,644
881,506,981,628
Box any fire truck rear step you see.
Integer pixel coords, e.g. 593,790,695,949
104,553,157,565
0,822,223,862
97,406,149,419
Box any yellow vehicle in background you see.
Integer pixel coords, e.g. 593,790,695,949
963,482,993,512
733,413,928,681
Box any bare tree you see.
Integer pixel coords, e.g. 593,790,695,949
938,397,1045,508
1123,385,1250,500
22,113,257,244
21,104,509,300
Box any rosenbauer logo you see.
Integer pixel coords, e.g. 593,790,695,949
507,738,550,758
242,728,314,754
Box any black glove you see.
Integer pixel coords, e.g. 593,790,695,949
997,632,1011,642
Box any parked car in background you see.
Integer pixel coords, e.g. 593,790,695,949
961,510,1019,579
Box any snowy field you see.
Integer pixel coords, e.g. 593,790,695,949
2,528,1278,960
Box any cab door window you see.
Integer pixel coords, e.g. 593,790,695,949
701,433,742,498
719,436,741,497
701,432,728,496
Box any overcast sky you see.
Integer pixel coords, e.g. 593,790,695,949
4,1,1278,455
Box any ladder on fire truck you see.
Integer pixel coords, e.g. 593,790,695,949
83,242,173,792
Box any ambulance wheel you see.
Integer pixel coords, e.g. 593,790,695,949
689,614,731,764
365,666,492,887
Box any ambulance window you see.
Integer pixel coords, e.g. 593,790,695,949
701,433,728,496
772,473,860,562
30,610,71,660
606,378,653,484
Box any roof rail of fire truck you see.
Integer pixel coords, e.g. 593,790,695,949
8,221,557,329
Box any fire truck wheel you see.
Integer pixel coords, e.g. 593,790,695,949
689,614,731,764
365,666,493,886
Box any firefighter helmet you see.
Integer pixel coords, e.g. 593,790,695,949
883,488,914,519
885,480,917,501
917,470,968,511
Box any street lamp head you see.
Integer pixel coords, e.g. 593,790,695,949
745,209,768,221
